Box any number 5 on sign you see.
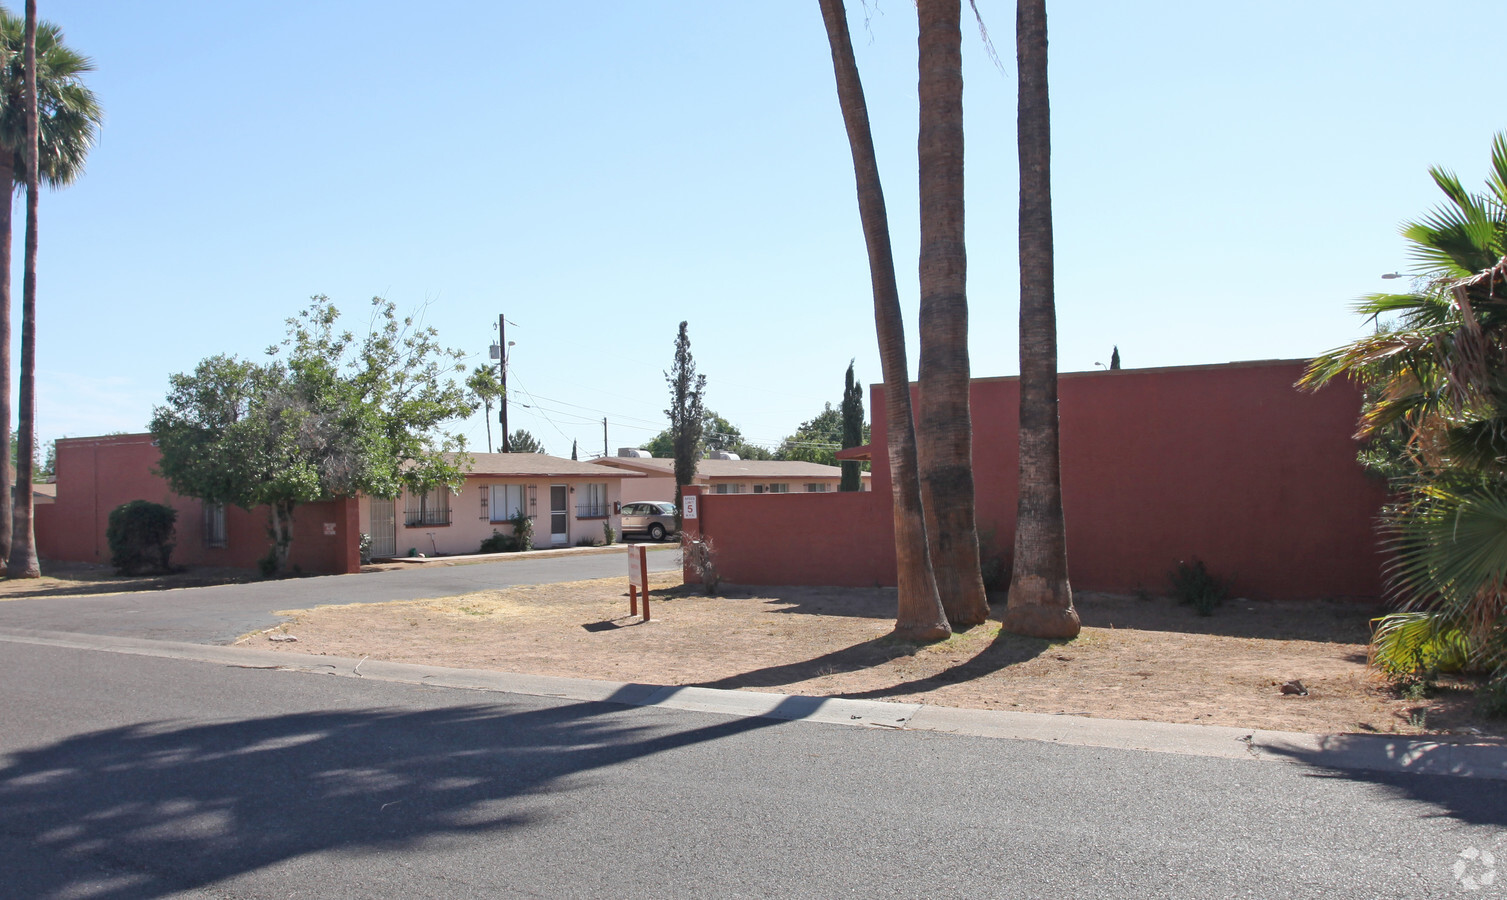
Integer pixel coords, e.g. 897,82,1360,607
683,495,697,520
627,544,650,620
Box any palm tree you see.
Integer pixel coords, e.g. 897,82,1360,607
466,365,503,453
818,0,949,641
7,0,40,577
1304,133,1507,686
1001,0,1080,639
0,8,99,567
914,0,989,627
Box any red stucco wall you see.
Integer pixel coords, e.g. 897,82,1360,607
36,434,360,575
684,360,1389,601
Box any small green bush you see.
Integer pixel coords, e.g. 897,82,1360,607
603,523,617,546
1170,558,1227,616
479,530,515,554
106,500,178,575
510,510,534,552
358,532,373,565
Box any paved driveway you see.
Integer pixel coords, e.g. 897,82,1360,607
0,549,680,644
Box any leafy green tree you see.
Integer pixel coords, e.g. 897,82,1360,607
776,404,842,465
506,429,544,454
1304,133,1507,695
9,432,48,481
841,361,864,491
642,409,770,459
0,8,100,569
465,364,503,453
150,297,472,573
665,321,705,526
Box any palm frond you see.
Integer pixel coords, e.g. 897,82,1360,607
1371,611,1473,675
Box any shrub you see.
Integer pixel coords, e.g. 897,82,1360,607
1371,612,1472,677
603,523,617,546
976,527,1011,592
1479,677,1507,719
106,500,178,575
479,530,515,554
1170,558,1227,616
510,509,534,552
358,532,373,565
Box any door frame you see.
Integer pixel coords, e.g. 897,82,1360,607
550,484,569,546
368,496,397,559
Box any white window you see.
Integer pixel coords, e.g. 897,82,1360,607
490,484,528,522
767,483,789,494
805,483,828,492
405,486,451,526
715,483,743,494
578,483,608,517
203,501,227,548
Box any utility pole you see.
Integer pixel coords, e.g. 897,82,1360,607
499,313,509,453
602,417,608,457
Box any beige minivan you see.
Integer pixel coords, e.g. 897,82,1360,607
619,501,678,542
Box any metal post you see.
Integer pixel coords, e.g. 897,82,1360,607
602,417,608,457
499,314,509,452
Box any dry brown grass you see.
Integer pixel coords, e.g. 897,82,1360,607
254,572,1497,737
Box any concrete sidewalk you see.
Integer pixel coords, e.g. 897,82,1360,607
2,626,1502,781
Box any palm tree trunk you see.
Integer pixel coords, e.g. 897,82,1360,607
818,0,949,641
0,154,13,563
916,0,989,626
7,0,39,578
1002,0,1078,638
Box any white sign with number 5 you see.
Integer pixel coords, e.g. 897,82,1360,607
683,495,698,520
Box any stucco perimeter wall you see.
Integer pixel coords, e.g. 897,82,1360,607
679,485,893,588
685,361,1390,601
36,434,360,575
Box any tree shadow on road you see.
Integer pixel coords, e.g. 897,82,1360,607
1257,736,1507,828
0,694,788,899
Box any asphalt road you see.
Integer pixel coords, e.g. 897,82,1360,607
0,549,681,644
0,639,1500,899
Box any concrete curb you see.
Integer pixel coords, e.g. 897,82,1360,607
3,627,1503,780
363,541,679,572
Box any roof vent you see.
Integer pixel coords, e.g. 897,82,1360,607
617,448,651,458
709,450,740,461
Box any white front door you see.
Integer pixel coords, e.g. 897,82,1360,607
550,485,568,546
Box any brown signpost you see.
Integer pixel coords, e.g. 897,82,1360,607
627,543,650,620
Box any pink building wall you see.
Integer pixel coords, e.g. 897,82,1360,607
682,360,1389,601
37,434,360,575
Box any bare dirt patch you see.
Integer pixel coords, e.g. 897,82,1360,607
255,574,1498,737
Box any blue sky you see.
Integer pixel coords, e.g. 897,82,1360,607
25,1,1507,458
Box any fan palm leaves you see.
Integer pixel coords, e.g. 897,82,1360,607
1305,134,1507,692
1304,135,1507,468
1377,481,1507,680
0,11,101,188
